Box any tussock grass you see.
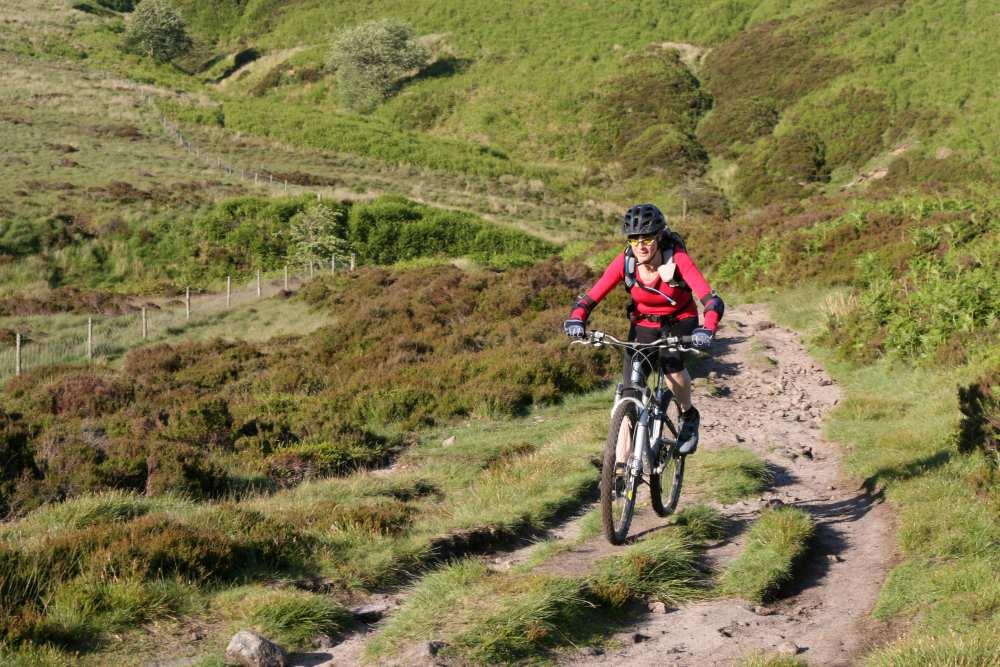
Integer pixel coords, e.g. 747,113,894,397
864,631,1000,667
451,574,589,664
673,503,727,542
365,558,488,659
688,446,773,504
43,575,197,644
588,531,703,607
718,507,813,602
214,586,351,650
369,524,706,661
0,491,195,542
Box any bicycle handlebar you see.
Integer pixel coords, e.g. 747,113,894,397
570,330,698,353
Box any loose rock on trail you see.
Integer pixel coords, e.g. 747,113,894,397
555,304,897,666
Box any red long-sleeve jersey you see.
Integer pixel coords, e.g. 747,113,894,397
570,248,720,332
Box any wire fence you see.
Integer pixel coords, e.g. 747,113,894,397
1,259,356,382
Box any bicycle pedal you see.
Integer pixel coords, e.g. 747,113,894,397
614,462,627,476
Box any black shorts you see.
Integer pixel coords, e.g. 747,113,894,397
622,318,698,388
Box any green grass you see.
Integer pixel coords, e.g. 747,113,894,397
738,651,808,667
214,586,351,650
717,506,814,602
672,503,727,542
368,526,706,662
687,446,773,504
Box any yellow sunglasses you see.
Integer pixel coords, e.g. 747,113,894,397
627,235,657,248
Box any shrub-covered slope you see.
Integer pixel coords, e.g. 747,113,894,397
0,259,611,518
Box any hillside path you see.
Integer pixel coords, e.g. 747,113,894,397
302,304,896,666
552,304,896,666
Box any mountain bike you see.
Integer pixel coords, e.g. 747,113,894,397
573,330,698,545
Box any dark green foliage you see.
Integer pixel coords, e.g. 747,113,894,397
122,0,193,63
328,19,430,112
734,130,829,205
587,51,711,179
697,96,779,156
347,196,557,265
96,0,135,11
44,372,133,418
0,410,38,518
957,367,999,462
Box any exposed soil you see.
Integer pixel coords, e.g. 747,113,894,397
553,304,897,666
286,303,897,666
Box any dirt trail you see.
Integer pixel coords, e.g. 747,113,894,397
554,304,896,666
298,304,896,666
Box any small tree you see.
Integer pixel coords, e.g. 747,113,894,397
289,204,352,266
327,19,429,113
122,0,192,63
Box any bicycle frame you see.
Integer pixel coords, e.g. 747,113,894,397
576,331,694,478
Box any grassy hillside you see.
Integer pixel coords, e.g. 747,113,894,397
2,0,998,664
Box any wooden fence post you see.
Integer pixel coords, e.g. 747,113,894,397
331,256,336,273
226,276,231,307
185,287,191,320
87,317,93,359
284,265,289,291
309,262,314,279
15,332,21,376
256,270,262,297
350,254,356,271
682,198,688,222
141,307,147,339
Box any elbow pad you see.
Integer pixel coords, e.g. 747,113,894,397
572,294,597,318
701,291,725,319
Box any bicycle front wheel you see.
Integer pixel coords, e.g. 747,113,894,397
602,400,640,545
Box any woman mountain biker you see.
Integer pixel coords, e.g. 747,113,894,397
563,203,724,454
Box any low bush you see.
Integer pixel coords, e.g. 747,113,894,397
347,196,557,265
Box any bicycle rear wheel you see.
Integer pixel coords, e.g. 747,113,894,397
650,402,686,517
602,400,640,545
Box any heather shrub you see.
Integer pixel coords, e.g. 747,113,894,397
0,410,38,518
734,129,830,205
697,96,779,156
587,51,711,179
801,87,890,170
44,372,133,418
265,436,398,487
144,442,227,498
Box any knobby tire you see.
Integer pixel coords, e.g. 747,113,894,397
602,401,640,545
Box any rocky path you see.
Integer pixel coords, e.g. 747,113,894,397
556,304,896,666
300,304,895,666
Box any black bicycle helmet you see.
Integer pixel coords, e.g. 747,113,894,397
621,203,667,236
